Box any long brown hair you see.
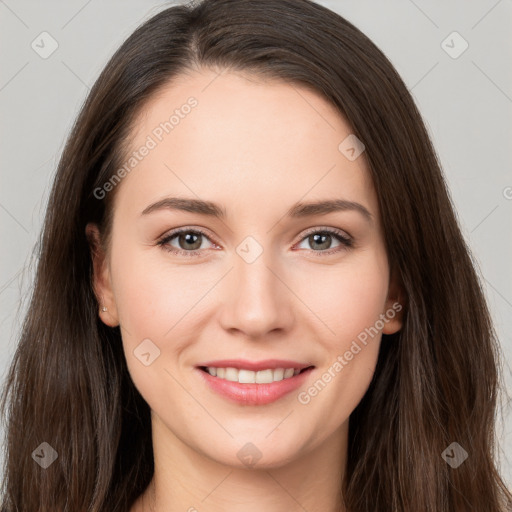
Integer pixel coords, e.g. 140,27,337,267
1,0,510,510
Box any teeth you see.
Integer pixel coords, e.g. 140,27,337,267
225,367,238,382
204,366,304,384
255,369,272,383
273,368,284,381
284,368,294,378
239,369,256,383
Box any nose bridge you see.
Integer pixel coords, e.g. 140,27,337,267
218,238,294,337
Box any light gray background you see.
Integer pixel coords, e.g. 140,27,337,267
1,0,511,488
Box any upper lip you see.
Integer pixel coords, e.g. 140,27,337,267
196,359,314,372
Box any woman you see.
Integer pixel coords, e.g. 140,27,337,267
1,0,510,510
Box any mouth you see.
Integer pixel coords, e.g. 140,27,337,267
194,361,315,406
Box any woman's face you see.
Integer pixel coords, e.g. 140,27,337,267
89,68,402,469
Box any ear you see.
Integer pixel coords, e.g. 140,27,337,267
382,264,405,335
85,223,119,327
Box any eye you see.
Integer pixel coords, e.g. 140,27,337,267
157,228,217,257
157,226,353,258
294,228,353,255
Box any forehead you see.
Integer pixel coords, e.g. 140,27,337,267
115,67,377,221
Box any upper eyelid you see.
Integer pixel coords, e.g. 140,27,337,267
159,225,352,248
158,226,218,246
300,225,352,240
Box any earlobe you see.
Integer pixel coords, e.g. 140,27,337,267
382,298,404,335
85,223,120,327
382,267,406,335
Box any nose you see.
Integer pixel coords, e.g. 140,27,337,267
218,248,295,340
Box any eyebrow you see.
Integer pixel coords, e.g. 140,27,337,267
141,197,373,223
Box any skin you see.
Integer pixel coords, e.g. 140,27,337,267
87,67,403,512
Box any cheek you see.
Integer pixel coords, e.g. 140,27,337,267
332,267,388,349
294,251,389,349
110,240,214,339
292,252,388,423
108,243,224,397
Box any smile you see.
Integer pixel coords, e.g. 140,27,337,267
195,362,315,406
200,366,308,384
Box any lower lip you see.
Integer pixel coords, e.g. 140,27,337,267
196,367,315,405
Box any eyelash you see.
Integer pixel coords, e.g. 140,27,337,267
157,226,353,258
